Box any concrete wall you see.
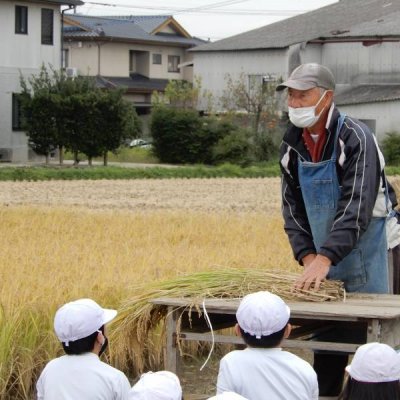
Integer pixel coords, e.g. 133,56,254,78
0,1,62,162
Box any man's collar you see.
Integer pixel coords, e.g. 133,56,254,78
325,103,335,129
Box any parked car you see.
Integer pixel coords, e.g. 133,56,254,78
129,139,152,149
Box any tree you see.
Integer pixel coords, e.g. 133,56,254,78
219,73,281,161
20,65,141,166
152,76,215,111
20,65,97,164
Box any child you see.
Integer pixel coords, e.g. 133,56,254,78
129,370,182,400
216,291,318,400
338,342,400,400
208,392,248,399
37,298,130,400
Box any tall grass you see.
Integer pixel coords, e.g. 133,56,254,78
0,205,298,399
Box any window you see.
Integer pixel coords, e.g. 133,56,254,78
152,53,162,65
41,8,54,45
12,94,23,131
62,49,69,69
129,50,136,72
168,55,180,73
15,5,28,34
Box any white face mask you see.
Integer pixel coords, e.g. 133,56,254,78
288,90,328,128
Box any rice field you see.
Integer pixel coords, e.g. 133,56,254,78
1,176,398,399
0,177,295,398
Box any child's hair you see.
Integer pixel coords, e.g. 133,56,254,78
239,325,286,348
338,377,400,400
62,325,104,355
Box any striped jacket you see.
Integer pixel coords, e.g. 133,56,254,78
280,105,392,266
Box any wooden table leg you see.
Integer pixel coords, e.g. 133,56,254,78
165,306,179,374
367,319,381,343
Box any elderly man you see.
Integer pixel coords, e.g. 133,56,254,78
276,63,397,396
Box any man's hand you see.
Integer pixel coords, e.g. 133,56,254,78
294,254,331,291
301,253,316,267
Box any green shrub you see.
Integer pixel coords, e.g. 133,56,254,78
382,132,400,166
150,106,204,164
253,131,279,162
212,129,253,166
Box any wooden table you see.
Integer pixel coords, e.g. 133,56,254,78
151,294,400,373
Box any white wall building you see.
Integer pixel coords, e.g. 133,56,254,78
0,0,82,163
63,14,204,129
191,0,400,141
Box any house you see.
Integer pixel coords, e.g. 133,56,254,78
191,0,400,140
0,0,83,163
62,14,205,130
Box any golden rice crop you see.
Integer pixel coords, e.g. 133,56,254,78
4,173,395,398
110,268,344,375
0,203,298,399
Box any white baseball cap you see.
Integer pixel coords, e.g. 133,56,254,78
129,371,182,400
54,298,117,345
208,392,248,400
236,291,290,338
346,342,400,383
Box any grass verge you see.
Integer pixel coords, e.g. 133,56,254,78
0,163,281,181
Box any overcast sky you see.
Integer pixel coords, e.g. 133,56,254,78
67,0,338,41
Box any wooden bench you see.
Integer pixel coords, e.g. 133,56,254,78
151,293,400,374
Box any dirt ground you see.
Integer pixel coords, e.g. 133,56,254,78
1,178,282,213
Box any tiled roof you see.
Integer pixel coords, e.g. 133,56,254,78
101,15,171,33
192,0,400,52
64,15,205,47
42,0,83,5
319,10,400,39
335,84,400,106
96,74,169,92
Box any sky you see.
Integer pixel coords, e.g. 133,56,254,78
66,0,339,42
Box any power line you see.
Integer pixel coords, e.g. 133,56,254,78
79,2,308,16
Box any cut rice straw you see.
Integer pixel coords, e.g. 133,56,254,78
110,267,344,375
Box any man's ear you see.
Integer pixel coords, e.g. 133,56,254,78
234,323,242,337
283,323,292,339
325,90,334,104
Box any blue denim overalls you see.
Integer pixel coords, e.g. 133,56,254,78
298,114,389,294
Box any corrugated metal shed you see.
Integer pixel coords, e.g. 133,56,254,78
335,85,400,105
192,0,400,52
320,10,400,39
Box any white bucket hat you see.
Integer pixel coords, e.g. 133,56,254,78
129,371,182,400
208,392,248,399
236,291,290,338
54,298,117,345
346,342,400,383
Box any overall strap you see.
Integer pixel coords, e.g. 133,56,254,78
333,113,346,158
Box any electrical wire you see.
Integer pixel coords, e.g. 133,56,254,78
79,1,308,16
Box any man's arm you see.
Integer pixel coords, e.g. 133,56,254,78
294,119,381,291
280,147,316,264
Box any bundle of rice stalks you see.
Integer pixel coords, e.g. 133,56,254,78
110,268,344,376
